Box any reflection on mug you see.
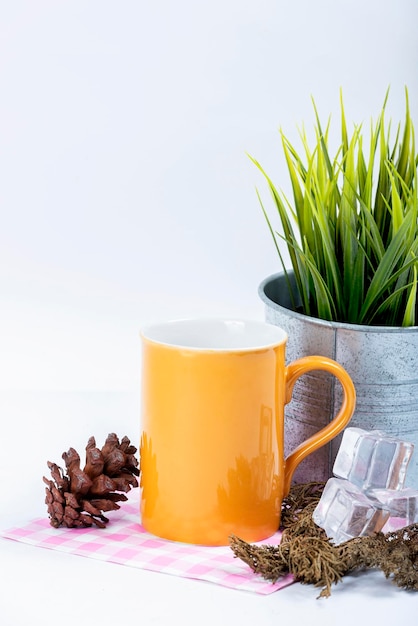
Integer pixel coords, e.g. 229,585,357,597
139,433,159,519
257,405,275,501
217,405,279,526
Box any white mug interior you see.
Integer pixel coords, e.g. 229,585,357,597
141,318,287,351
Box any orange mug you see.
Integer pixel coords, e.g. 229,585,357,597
139,319,356,545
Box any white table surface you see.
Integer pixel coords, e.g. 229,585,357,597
1,391,417,625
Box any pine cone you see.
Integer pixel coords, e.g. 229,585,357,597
43,433,140,528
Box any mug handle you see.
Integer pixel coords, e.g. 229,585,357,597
283,355,356,494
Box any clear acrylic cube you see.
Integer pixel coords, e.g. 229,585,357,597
371,487,418,533
332,427,414,491
312,477,390,545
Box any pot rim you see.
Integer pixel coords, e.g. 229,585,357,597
259,271,418,333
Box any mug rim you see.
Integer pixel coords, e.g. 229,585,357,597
140,318,288,352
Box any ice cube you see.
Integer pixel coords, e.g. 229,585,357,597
370,487,418,533
312,477,390,545
333,427,414,491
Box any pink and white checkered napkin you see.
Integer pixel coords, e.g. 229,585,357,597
0,493,293,595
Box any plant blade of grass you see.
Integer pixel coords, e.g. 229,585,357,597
303,171,344,312
402,261,417,326
249,154,311,313
359,209,417,323
387,167,404,236
396,87,412,184
297,242,337,320
359,254,418,324
281,135,315,253
370,271,417,326
256,189,300,312
340,88,349,157
339,129,360,316
373,103,392,241
311,97,335,185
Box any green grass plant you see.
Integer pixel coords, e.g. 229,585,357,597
252,90,418,326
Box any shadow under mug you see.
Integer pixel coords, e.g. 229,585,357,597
139,319,356,546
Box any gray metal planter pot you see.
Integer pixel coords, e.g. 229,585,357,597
259,271,418,488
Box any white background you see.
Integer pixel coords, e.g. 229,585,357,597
1,0,417,392
1,2,418,623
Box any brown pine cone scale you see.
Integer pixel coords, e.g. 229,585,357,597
43,433,139,529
